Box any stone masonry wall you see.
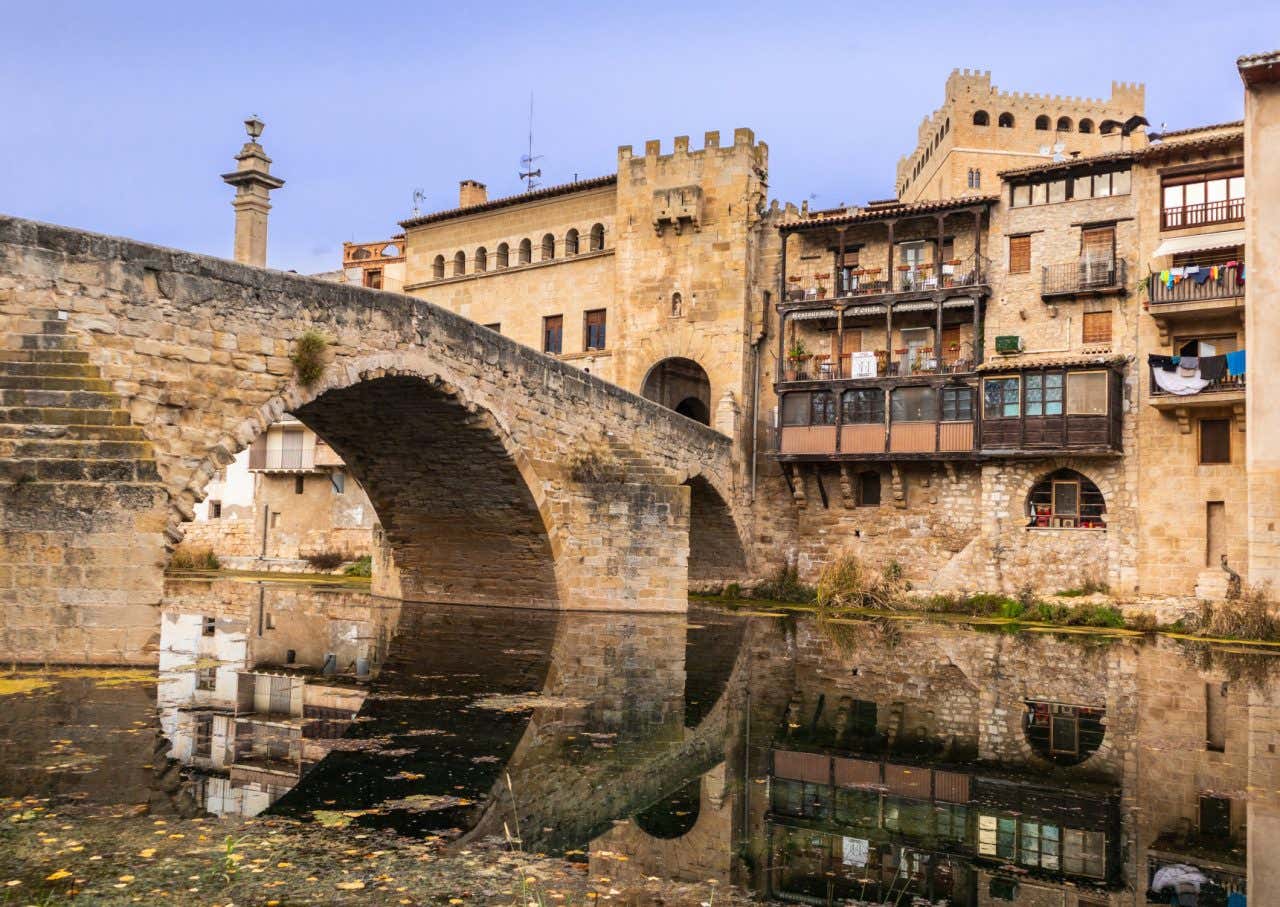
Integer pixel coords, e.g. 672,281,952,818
0,215,742,664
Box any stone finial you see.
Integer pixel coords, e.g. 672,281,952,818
220,116,285,267
704,130,721,149
673,135,690,154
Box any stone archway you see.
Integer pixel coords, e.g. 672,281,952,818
290,372,561,609
684,475,748,585
641,358,712,426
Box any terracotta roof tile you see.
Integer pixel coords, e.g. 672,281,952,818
399,175,617,228
778,195,997,231
999,129,1243,180
978,353,1127,372
1149,120,1243,140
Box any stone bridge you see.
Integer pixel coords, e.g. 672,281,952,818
0,216,748,664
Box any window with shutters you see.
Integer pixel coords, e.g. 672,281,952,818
583,309,606,350
1200,418,1231,464
940,386,973,421
363,268,383,289
1082,310,1112,344
1008,235,1031,274
542,315,563,354
1080,226,1115,263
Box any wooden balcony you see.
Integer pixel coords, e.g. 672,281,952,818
1161,199,1244,231
1147,262,1244,329
776,420,976,460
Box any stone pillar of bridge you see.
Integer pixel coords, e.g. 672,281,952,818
220,116,285,268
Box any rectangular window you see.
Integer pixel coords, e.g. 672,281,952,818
280,429,304,469
1082,310,1112,344
210,501,222,519
363,268,383,289
584,309,607,350
841,389,884,424
1024,373,1063,417
1048,179,1067,203
1052,482,1080,525
940,386,973,421
1065,371,1108,415
1011,185,1031,207
194,714,213,758
781,393,811,426
1081,226,1115,263
330,470,345,494
890,386,937,422
984,377,1020,418
1200,795,1232,839
202,616,216,637
1206,681,1227,752
1073,175,1093,200
1200,419,1231,464
196,665,216,691
543,315,563,354
810,392,836,425
1162,168,1245,228
1008,235,1031,274
294,475,305,495
1061,829,1106,877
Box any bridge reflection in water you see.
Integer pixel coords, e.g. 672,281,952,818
139,579,1280,905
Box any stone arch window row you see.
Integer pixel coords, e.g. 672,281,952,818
429,222,607,279
973,109,1100,134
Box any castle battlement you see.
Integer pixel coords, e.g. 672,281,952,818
617,128,767,171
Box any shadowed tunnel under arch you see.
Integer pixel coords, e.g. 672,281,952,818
292,374,560,608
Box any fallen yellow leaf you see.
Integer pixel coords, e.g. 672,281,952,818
118,875,135,883
336,880,366,890
139,848,156,858
46,869,72,881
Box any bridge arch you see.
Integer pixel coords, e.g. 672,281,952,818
641,357,712,426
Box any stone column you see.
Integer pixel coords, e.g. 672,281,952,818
220,117,285,267
1240,53,1280,585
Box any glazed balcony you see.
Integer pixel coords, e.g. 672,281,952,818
784,255,990,306
1041,258,1128,298
780,343,978,383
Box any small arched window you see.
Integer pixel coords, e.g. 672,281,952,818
967,168,982,189
671,292,683,317
1099,120,1118,135
1056,116,1073,132
432,255,445,280
858,471,881,507
453,251,465,277
541,233,555,261
518,238,532,264
475,247,487,273
496,242,509,269
1035,115,1051,131
1078,118,1094,134
565,228,579,256
1026,468,1106,529
998,112,1015,128
973,110,989,127
589,223,605,251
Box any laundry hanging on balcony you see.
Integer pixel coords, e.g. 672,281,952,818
1226,349,1246,377
1199,355,1227,382
1149,354,1209,395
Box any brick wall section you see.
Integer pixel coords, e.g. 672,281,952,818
0,215,746,663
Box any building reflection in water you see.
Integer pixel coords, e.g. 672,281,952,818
157,579,399,817
156,580,1279,905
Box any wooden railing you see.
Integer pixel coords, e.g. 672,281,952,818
776,421,975,456
1161,199,1245,231
1148,263,1244,305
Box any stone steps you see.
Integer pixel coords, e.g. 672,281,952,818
0,349,92,364
0,438,154,460
0,360,106,379
3,333,80,351
0,406,132,426
0,457,160,483
0,388,118,408
0,422,148,441
0,374,113,391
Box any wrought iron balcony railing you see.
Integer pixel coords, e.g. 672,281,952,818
1042,258,1127,297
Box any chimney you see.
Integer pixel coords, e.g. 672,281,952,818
221,117,285,267
459,179,488,208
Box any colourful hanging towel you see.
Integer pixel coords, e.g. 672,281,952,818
1226,349,1246,377
1164,270,1174,290
1239,264,1245,284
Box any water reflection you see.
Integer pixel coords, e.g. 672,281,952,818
5,578,1278,905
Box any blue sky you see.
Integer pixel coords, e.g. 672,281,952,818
2,0,1273,274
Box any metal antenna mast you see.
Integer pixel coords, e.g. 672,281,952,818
519,93,542,191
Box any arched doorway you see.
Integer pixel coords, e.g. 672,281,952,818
642,358,711,426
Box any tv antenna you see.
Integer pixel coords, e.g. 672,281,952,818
411,188,426,217
519,93,542,191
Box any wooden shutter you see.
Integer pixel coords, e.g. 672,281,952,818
1081,226,1115,261
1008,235,1031,274
1082,311,1112,344
1199,419,1231,464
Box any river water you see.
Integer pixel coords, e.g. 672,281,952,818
2,576,1276,905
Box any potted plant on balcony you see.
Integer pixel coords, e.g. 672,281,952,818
787,339,808,362
815,274,829,299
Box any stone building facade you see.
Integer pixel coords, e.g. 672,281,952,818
331,56,1280,601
